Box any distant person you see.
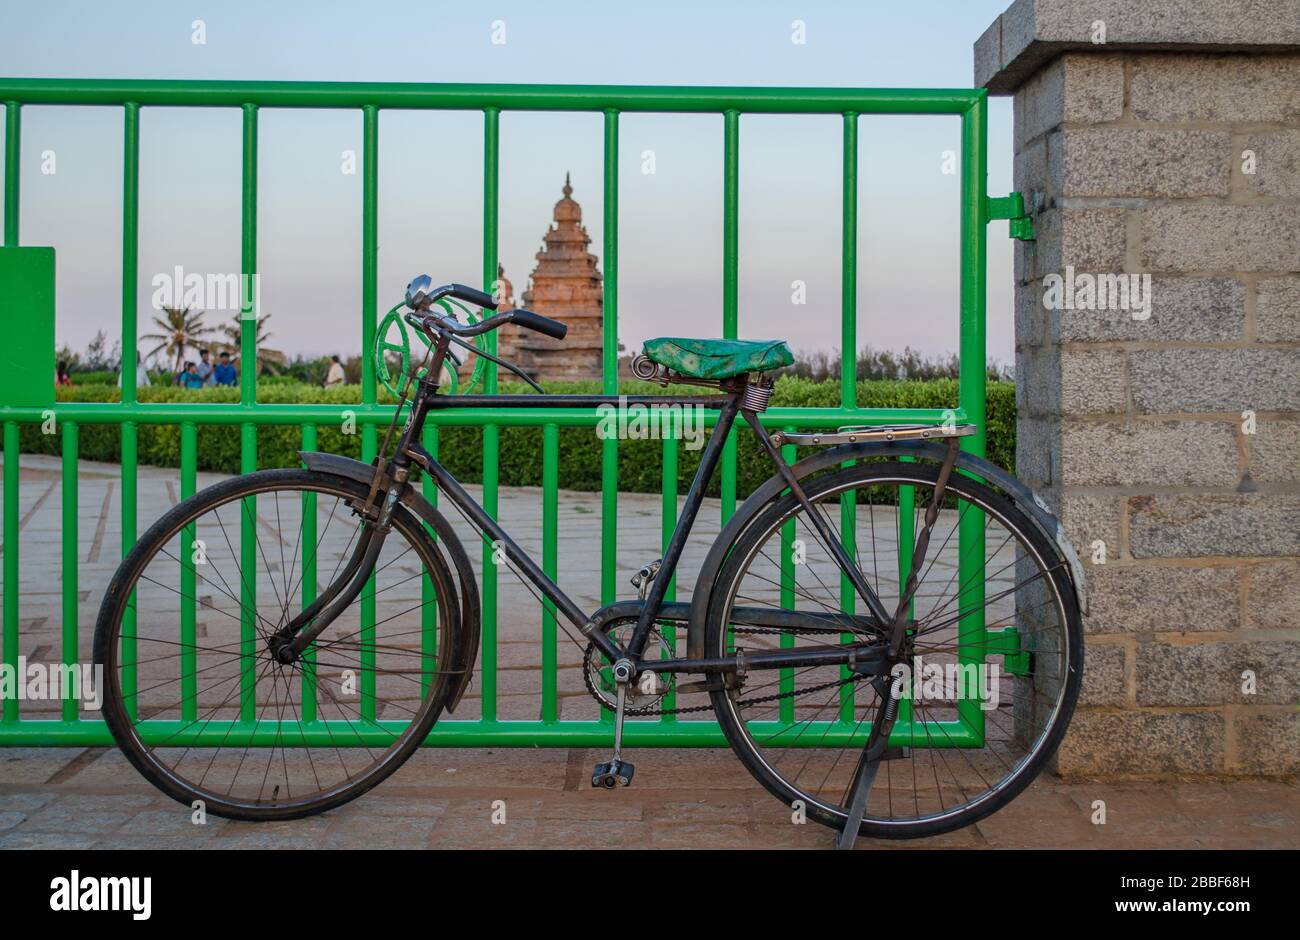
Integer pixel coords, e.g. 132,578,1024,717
324,355,346,388
55,361,73,388
213,351,237,387
180,361,205,390
196,349,216,387
119,352,149,388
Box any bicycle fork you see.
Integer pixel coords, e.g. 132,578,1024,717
270,478,403,663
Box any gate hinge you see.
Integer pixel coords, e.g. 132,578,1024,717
984,626,1031,676
985,192,1035,241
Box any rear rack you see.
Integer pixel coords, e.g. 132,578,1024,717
769,423,978,447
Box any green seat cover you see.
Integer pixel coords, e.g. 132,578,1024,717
642,337,794,380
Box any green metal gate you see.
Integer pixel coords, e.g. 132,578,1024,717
0,78,1028,747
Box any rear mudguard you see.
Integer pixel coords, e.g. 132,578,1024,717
299,451,481,712
685,441,1087,658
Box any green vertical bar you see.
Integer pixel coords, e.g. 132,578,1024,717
358,105,380,722
838,113,859,723
601,109,619,606
721,109,739,522
895,467,915,740
722,110,740,338
239,424,256,722
957,96,989,742
841,112,858,407
60,422,78,722
179,422,197,722
2,422,18,723
362,105,378,407
482,108,500,390
420,423,438,700
119,103,139,404
602,110,619,390
360,424,377,721
300,423,317,722
118,104,140,718
239,103,259,723
120,421,137,719
480,107,499,722
778,432,796,725
659,420,678,720
481,424,499,722
541,423,558,723
838,462,856,723
240,103,258,406
4,101,19,246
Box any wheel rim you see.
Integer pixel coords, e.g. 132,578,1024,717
100,474,454,817
712,466,1078,832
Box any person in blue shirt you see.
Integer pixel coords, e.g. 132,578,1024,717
180,361,205,390
213,351,238,387
195,349,216,387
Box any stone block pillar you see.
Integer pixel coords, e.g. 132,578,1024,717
976,0,1300,776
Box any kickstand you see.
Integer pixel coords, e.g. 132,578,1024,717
836,754,882,850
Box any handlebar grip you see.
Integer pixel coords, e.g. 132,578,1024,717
448,283,499,311
510,308,568,340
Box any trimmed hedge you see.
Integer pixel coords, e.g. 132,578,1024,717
22,377,1014,497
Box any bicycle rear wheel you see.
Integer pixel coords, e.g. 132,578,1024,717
706,460,1082,839
93,468,461,821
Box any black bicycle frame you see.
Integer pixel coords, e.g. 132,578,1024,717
285,340,901,677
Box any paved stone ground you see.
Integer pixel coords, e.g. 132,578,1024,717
1,454,1296,849
0,746,1297,849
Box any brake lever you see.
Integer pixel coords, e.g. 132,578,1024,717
447,333,544,394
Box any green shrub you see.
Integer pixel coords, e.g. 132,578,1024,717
22,377,1015,495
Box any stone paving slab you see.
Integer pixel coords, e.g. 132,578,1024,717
1,453,1296,849
0,745,1296,850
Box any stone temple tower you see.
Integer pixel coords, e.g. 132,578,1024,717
513,174,605,381
459,175,604,385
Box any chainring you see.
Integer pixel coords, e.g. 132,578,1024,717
582,618,678,716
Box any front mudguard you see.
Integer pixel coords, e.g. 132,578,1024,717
298,451,481,713
685,441,1087,658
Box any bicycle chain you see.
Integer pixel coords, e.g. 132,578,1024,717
582,625,869,717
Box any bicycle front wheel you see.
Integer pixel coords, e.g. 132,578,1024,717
94,468,461,821
706,460,1083,839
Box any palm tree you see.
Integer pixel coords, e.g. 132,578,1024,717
140,306,214,371
217,313,287,376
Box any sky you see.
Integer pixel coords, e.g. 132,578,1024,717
0,0,1017,369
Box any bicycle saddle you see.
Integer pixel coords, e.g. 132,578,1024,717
641,337,794,380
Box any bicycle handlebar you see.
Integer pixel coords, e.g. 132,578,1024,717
407,280,568,342
413,307,568,341
509,307,568,340
445,283,498,310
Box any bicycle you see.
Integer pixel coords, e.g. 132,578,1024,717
94,276,1086,845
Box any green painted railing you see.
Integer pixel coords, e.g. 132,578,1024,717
0,78,1008,747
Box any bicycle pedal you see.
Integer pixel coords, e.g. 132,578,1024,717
591,759,635,789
